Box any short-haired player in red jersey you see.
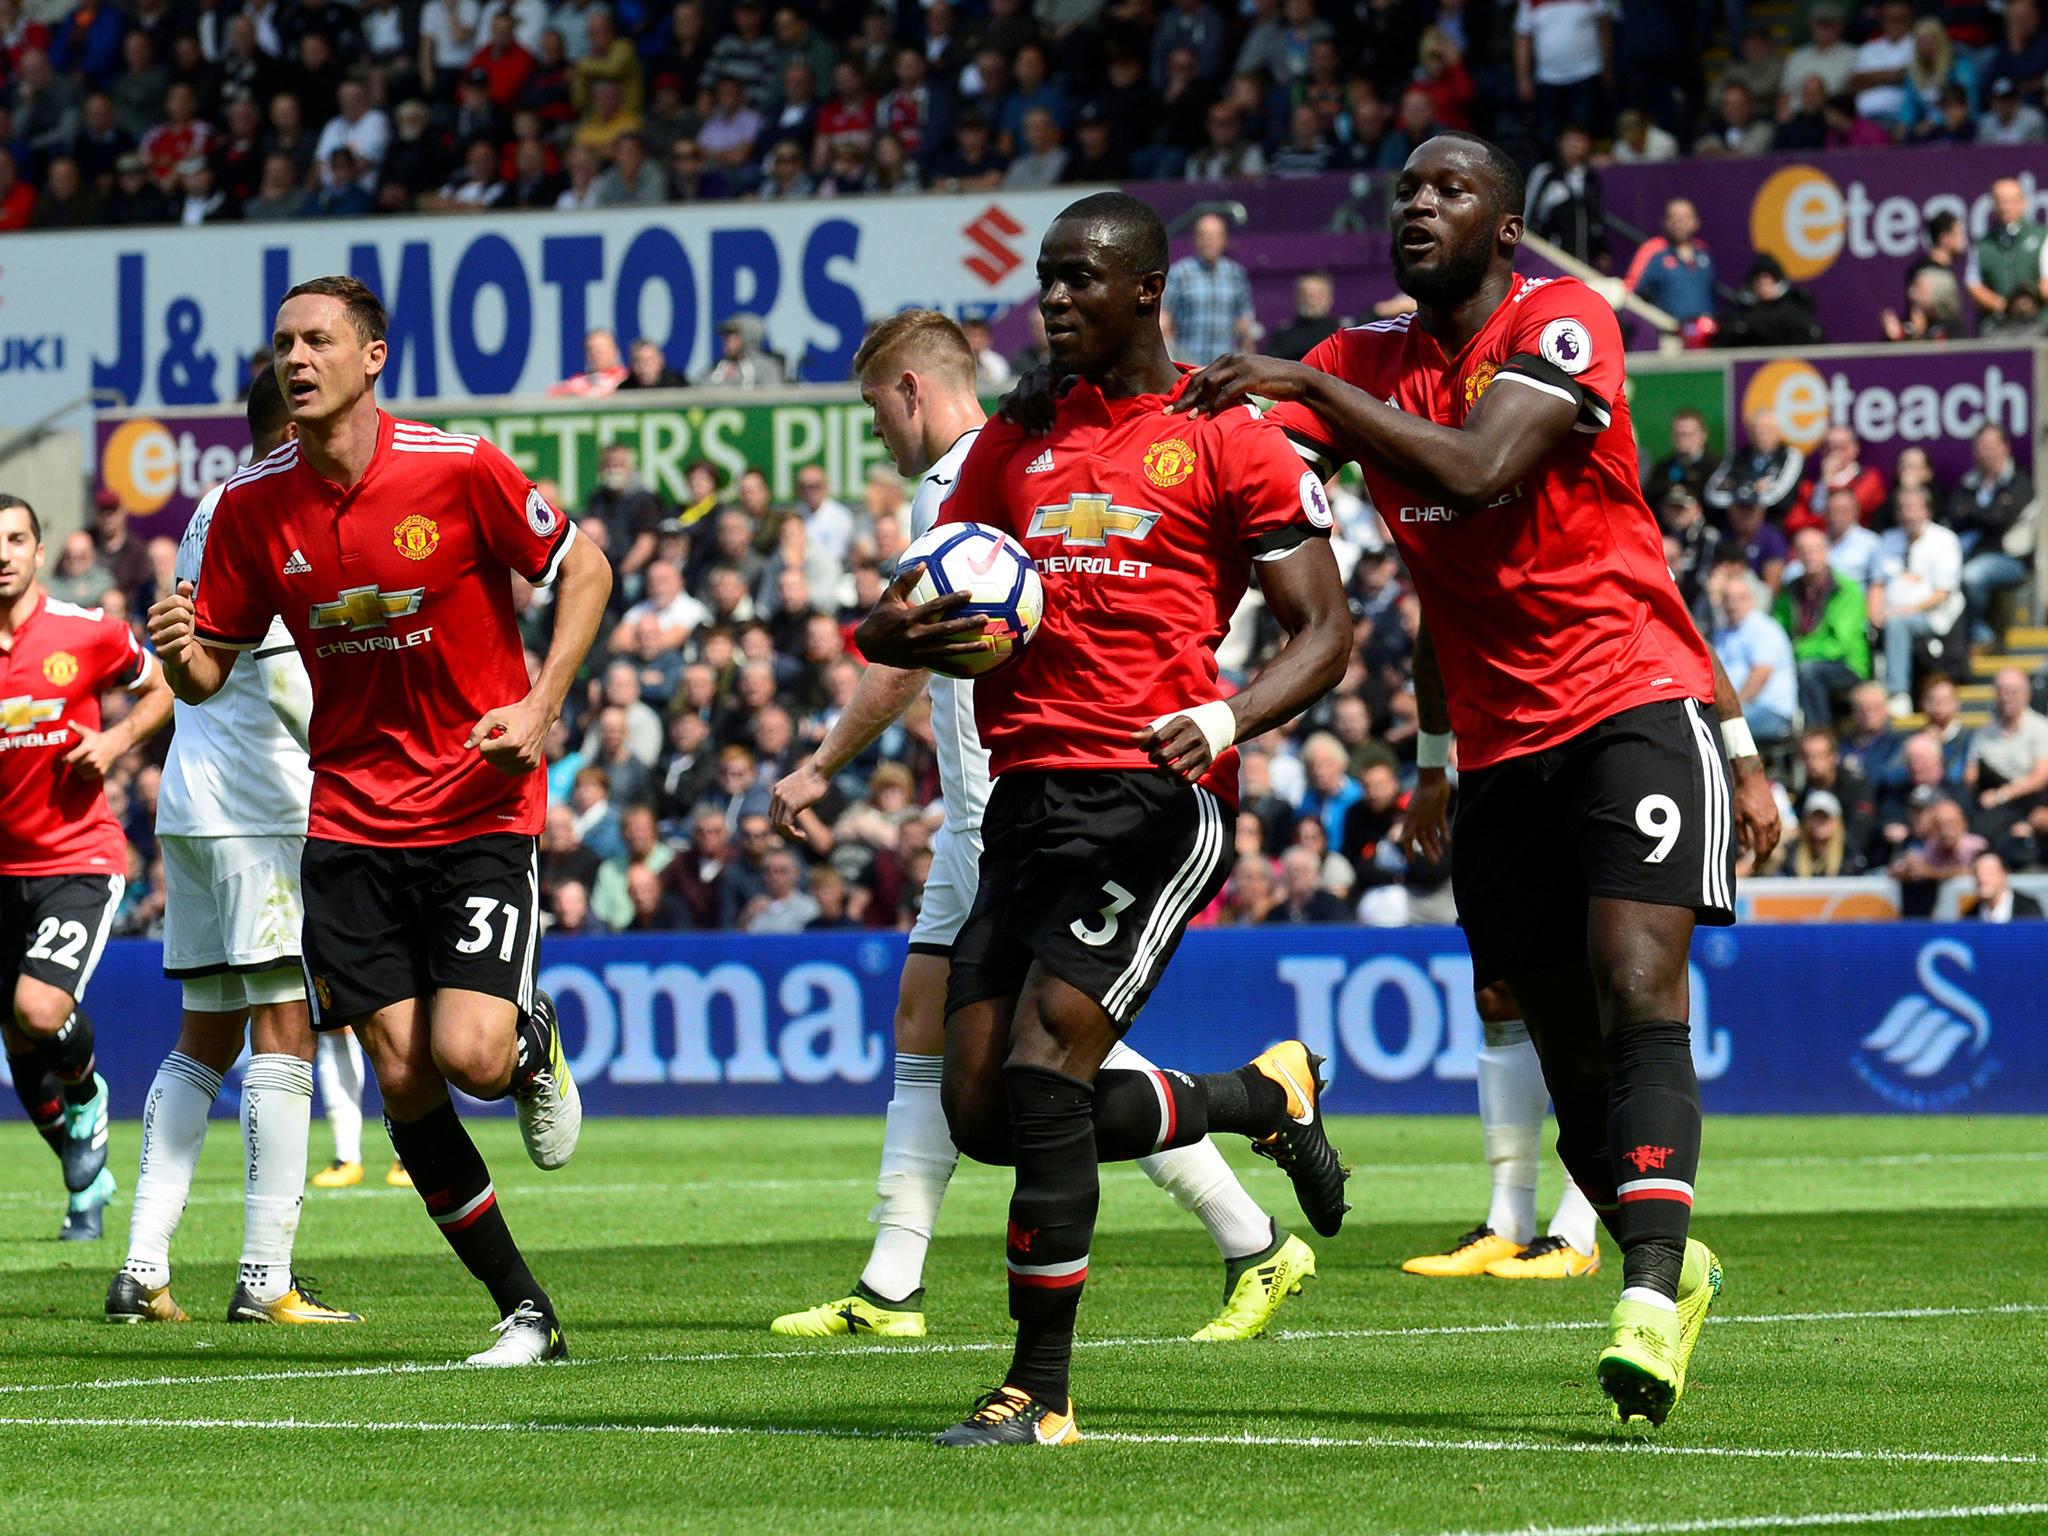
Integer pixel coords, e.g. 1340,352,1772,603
1173,132,1783,1428
0,493,172,1240
857,192,1356,1448
147,276,614,1366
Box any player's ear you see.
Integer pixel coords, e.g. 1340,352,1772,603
1135,267,1166,314
1499,211,1525,254
363,336,389,386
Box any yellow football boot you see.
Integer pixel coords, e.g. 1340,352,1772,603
227,1275,362,1324
770,1286,927,1338
1192,1232,1315,1341
311,1159,363,1189
105,1272,190,1324
1402,1224,1520,1276
934,1387,1079,1447
1485,1234,1602,1279
386,1160,413,1187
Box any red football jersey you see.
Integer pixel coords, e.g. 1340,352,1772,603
0,593,154,876
1265,273,1713,770
193,413,575,846
940,367,1331,806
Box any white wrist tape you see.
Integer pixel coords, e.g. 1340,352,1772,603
1417,730,1453,771
1721,716,1758,761
1151,699,1237,761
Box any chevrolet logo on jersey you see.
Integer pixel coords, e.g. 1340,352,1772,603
1027,494,1160,548
0,695,63,733
309,586,426,632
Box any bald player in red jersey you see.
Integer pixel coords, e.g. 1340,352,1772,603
858,192,1355,1448
148,276,613,1366
0,493,172,1239
1173,132,1781,1429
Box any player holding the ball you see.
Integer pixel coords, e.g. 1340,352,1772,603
855,194,1356,1448
769,312,1312,1349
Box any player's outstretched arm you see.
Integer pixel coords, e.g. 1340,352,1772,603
1172,352,1579,511
1708,648,1781,863
771,661,928,842
468,532,612,774
1135,538,1350,781
147,581,235,704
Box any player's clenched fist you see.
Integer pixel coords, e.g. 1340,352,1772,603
146,580,200,664
466,698,550,775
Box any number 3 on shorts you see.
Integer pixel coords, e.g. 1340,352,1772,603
1635,793,1682,864
1071,881,1137,947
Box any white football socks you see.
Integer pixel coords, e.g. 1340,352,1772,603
239,1053,313,1303
859,1053,956,1304
1548,1175,1601,1257
1477,1032,1548,1247
1108,1039,1276,1262
123,1052,223,1289
315,1030,365,1165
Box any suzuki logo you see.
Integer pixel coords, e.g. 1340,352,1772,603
963,205,1025,287
1027,494,1159,548
309,585,425,632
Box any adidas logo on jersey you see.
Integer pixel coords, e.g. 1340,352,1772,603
283,549,313,575
1024,448,1056,474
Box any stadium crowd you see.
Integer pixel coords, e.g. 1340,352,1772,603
0,0,2045,268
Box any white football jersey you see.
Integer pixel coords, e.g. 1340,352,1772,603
155,481,314,838
910,427,992,831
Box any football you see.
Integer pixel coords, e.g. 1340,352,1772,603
897,522,1044,679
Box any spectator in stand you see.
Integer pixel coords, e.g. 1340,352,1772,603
1002,105,1067,189
1985,0,2048,100
1842,679,1904,790
1797,724,1880,867
620,337,687,390
698,313,785,387
1790,425,1886,534
1972,848,2044,917
1524,124,1607,268
1414,27,1476,131
791,466,855,567
668,806,731,927
550,879,609,934
754,135,814,201
960,316,1012,390
1910,81,1980,146
44,531,111,607
1234,0,1325,90
470,9,537,111
704,0,777,107
1707,407,1804,526
556,141,602,208
540,803,602,902
1949,424,2037,643
1060,101,1125,180
1608,106,1677,163
1294,732,1362,850
1785,789,1863,877
424,137,508,209
1265,846,1349,924
668,137,732,202
240,149,308,221
1268,101,1338,177
1219,854,1279,924
1644,409,1720,507
1898,17,1977,138
175,155,240,224
312,78,389,188
1966,668,2048,861
698,73,761,173
1268,270,1343,362
928,109,1007,189
0,146,34,229
805,865,858,929
1892,795,1987,917
1513,0,1612,146
743,846,820,933
1660,488,1721,626
1624,198,1718,336
1978,75,2047,145
1694,79,1773,156
1720,26,1785,109
1712,566,1799,745
1776,526,1872,729
591,802,676,929
1723,498,1788,594
1781,84,1835,156
765,58,821,153
1375,84,1442,171
1822,90,1891,149
1871,485,1965,713
552,327,628,396
1779,2,1857,104
623,862,692,931
1816,487,1884,590
1162,212,1253,366
1920,674,1971,786
1151,0,1229,90
1848,0,1917,128
1716,254,1822,349
30,154,94,228
1884,211,1970,341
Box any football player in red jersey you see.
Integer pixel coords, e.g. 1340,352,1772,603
857,192,1356,1448
0,493,173,1239
1173,132,1782,1427
148,276,613,1366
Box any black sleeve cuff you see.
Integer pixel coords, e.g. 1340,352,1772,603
1501,352,1612,432
1281,425,1342,481
193,626,265,651
1247,523,1329,561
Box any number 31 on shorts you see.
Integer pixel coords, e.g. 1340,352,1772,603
1635,793,1681,864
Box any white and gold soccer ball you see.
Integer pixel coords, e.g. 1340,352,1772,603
897,522,1044,679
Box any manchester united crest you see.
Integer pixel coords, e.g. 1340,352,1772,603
314,976,334,1010
41,650,78,686
1142,438,1196,489
1463,360,1499,408
393,514,440,561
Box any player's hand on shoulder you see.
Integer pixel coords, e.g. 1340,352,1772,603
466,696,551,775
1402,767,1451,861
771,759,827,842
997,364,1062,436
146,580,199,664
854,563,984,670
1169,353,1318,417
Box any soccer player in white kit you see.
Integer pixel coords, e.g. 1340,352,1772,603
768,311,1314,1342
106,371,359,1325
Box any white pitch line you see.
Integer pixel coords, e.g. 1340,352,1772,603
0,1413,2037,1471
3,1302,2041,1401
1442,1504,2048,1536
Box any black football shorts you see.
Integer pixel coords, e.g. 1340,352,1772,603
0,873,124,1000
300,833,540,1028
947,769,1232,1028
1453,698,1737,988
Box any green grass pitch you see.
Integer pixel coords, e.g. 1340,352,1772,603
0,1113,2043,1535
